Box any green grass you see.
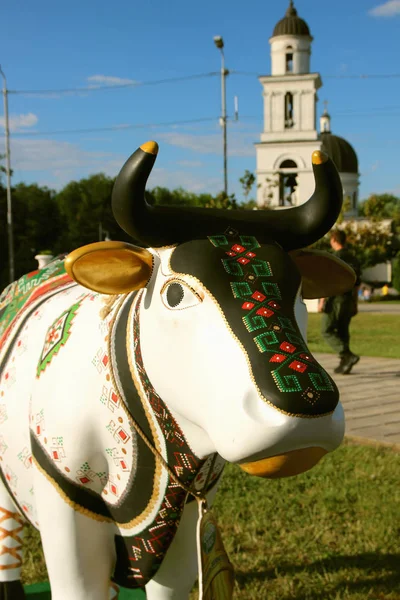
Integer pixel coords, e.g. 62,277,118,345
22,441,400,599
307,313,400,359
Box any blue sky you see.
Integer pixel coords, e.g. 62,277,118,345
0,0,399,202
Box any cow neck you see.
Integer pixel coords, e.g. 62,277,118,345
110,290,210,503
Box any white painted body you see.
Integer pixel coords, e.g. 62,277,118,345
0,247,345,599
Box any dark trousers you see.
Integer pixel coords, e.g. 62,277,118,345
321,297,353,357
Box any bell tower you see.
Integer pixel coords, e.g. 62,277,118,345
256,1,323,208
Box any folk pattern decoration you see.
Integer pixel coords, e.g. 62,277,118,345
117,295,205,586
208,230,334,401
0,256,72,354
36,302,80,377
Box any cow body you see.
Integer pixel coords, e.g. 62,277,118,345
0,142,352,599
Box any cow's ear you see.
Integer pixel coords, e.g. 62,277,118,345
289,249,356,299
65,241,153,294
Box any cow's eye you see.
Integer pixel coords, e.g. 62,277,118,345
161,279,202,310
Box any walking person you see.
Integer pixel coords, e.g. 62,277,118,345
318,230,361,374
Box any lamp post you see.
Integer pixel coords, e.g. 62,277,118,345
213,36,228,197
0,65,14,283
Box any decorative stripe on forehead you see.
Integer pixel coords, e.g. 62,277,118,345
169,229,339,418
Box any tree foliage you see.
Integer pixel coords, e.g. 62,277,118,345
2,178,399,292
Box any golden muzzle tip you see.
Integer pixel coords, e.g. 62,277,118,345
312,150,328,165
140,140,159,155
239,447,328,479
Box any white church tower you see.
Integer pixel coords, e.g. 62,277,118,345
256,1,359,216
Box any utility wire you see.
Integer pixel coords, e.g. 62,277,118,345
8,72,220,95
232,70,400,79
8,70,400,95
10,116,219,136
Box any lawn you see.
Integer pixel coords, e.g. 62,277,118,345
22,441,400,600
307,313,400,359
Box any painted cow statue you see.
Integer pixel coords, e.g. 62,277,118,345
0,141,355,600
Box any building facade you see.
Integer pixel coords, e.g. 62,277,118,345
256,1,359,217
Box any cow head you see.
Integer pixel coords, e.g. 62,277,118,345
66,142,354,479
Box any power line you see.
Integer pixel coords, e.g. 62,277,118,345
232,70,400,80
9,72,220,96
10,116,219,137
8,70,400,96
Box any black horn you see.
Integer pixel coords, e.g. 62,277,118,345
112,143,342,250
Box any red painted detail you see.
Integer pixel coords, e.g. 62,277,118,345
36,425,41,435
237,257,250,265
79,476,90,484
5,373,8,380
242,302,255,311
102,355,109,367
251,291,266,302
280,342,296,354
23,505,27,511
110,483,117,495
256,307,274,318
246,251,256,258
232,244,245,253
17,340,21,346
118,429,128,441
289,360,307,373
268,301,281,309
52,450,59,460
300,353,313,361
6,474,10,481
110,391,119,404
269,353,286,363
226,251,236,257
120,460,127,470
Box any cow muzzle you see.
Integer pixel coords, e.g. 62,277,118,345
239,447,327,479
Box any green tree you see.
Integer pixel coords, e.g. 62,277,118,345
55,173,120,250
239,170,256,201
359,193,400,226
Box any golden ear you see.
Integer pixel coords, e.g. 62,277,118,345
65,241,153,294
290,249,356,299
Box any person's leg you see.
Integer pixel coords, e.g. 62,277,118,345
321,309,344,355
336,308,359,374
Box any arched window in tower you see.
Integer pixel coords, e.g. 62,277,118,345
285,92,294,129
279,160,298,206
285,46,293,73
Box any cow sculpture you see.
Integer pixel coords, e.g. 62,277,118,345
0,141,355,600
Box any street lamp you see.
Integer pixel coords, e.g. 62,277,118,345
0,65,14,283
213,36,229,197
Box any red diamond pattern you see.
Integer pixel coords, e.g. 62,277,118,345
256,307,274,318
226,251,236,257
237,257,250,265
242,301,255,310
280,342,296,354
289,360,307,373
252,291,266,302
232,244,245,253
268,300,281,309
246,251,256,258
270,353,286,363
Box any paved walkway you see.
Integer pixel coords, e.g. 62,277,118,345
315,353,400,447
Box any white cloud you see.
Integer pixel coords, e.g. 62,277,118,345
158,130,256,157
87,74,137,87
0,112,38,132
3,136,124,188
368,0,400,17
150,167,221,194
